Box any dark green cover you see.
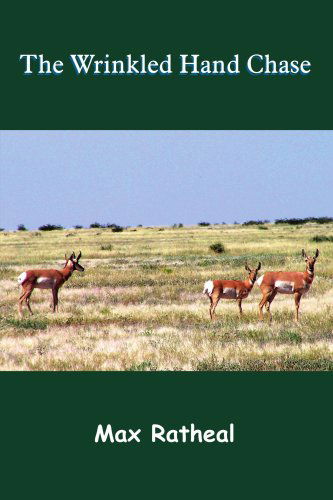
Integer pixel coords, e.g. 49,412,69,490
1,2,332,498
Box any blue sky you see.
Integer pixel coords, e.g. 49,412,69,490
0,130,331,230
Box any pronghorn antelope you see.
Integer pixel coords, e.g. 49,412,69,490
17,251,84,317
257,249,319,322
203,262,261,320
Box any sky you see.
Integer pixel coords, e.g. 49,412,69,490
0,130,332,230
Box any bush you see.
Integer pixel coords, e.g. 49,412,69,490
0,228,4,232
110,224,124,233
242,219,270,226
38,224,63,231
172,223,183,229
275,217,333,225
100,244,113,251
198,222,210,226
209,242,225,254
90,222,103,228
74,225,83,229
17,224,27,231
311,235,333,242
258,225,268,230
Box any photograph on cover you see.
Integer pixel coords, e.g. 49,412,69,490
0,130,332,371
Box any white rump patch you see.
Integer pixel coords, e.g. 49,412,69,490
221,287,237,299
275,280,294,294
17,272,27,285
203,280,214,296
256,275,264,287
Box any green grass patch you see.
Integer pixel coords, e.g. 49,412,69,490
1,317,48,330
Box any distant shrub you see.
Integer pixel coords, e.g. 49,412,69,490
39,224,63,231
311,235,333,242
209,242,225,254
90,222,103,228
0,228,4,232
198,222,210,226
111,224,124,233
17,224,27,231
100,244,113,251
311,217,332,224
242,219,270,226
172,223,183,229
74,225,83,229
234,221,239,225
275,217,333,225
258,225,268,230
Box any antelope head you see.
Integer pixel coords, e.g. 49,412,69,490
245,261,261,284
302,249,319,273
65,251,85,272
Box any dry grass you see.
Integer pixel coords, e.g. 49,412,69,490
0,223,332,371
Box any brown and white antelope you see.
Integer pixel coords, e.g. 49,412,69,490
257,249,319,322
203,262,261,320
17,251,84,317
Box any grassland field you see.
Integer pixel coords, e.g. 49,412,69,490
0,222,332,371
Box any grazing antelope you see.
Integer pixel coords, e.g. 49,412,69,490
203,262,261,320
257,249,319,322
17,251,84,317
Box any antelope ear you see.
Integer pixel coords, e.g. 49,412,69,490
257,262,261,271
77,251,82,261
65,254,68,262
301,249,307,259
315,249,319,259
69,252,75,260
